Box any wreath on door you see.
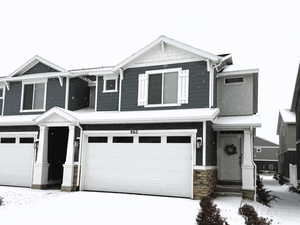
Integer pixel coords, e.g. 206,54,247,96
224,144,237,156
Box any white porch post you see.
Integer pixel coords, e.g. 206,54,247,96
62,125,75,191
242,129,255,191
32,126,49,188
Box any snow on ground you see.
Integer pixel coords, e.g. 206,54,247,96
0,176,299,225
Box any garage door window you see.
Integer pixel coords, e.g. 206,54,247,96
113,136,133,143
139,136,161,143
20,137,34,143
167,136,191,143
88,137,108,143
1,137,16,143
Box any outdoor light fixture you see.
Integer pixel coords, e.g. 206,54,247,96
196,137,202,149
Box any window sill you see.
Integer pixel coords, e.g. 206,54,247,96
144,103,180,108
103,90,118,93
20,109,46,113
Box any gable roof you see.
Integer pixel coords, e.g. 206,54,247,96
114,35,222,71
291,63,300,111
10,55,66,77
276,109,296,134
254,136,278,147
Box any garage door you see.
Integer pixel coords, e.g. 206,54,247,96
0,135,35,187
82,133,193,198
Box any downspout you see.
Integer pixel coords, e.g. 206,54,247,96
118,68,124,112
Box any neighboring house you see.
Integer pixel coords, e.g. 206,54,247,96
0,36,260,200
253,137,279,173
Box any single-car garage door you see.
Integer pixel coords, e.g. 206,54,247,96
82,132,193,198
0,134,36,187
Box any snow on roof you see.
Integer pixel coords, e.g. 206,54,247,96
213,114,261,129
0,108,220,126
279,109,296,124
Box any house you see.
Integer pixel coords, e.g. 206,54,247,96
253,136,279,173
0,35,260,200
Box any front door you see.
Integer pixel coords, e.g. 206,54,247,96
218,134,241,181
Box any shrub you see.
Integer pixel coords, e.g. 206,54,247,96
256,176,278,207
0,196,3,206
278,175,285,185
289,186,300,194
239,204,272,225
196,196,229,225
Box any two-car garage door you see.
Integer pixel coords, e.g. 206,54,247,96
81,132,193,198
0,134,36,187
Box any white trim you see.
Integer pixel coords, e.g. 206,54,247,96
287,148,296,151
1,86,5,116
103,78,118,93
95,76,98,111
208,61,214,107
65,77,69,109
202,121,207,166
114,35,220,71
20,79,47,113
217,69,259,78
194,166,217,170
254,159,279,162
10,55,66,77
145,68,181,107
254,146,279,148
118,69,123,111
83,129,197,136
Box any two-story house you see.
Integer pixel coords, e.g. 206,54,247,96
0,36,260,199
253,136,279,173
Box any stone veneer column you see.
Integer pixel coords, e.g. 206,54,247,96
242,129,255,200
32,126,49,189
193,168,217,199
62,125,76,191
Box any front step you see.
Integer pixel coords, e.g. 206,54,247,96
216,184,242,197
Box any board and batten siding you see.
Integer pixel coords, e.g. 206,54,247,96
96,77,119,111
3,78,66,115
120,61,209,111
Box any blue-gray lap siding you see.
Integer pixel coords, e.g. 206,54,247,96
120,61,209,111
81,122,217,166
68,78,89,111
296,97,300,180
96,77,119,111
22,62,58,75
3,78,66,115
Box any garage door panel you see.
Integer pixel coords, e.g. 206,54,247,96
83,135,192,198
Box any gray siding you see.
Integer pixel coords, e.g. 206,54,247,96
253,74,258,114
22,62,58,75
255,161,278,172
89,86,95,109
253,147,278,161
96,77,119,111
4,78,66,115
68,78,89,111
279,151,297,179
217,74,256,116
82,122,204,165
121,61,209,111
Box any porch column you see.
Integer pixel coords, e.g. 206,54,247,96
32,126,49,189
242,129,255,199
62,125,75,191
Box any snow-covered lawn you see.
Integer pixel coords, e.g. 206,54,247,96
0,176,299,225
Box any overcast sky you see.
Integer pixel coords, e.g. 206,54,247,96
0,0,299,143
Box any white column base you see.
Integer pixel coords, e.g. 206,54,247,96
242,164,255,190
61,163,74,190
32,162,49,188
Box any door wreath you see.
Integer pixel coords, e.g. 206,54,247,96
224,144,237,156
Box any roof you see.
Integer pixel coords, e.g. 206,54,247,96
291,63,300,111
276,109,296,135
0,107,220,126
213,114,261,130
113,35,222,71
217,65,259,78
254,136,278,147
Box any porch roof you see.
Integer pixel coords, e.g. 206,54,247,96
212,114,261,130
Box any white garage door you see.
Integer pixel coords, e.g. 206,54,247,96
82,133,193,198
0,135,35,187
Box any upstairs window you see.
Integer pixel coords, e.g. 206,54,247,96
103,78,118,93
21,81,46,111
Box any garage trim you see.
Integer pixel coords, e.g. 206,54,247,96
79,129,197,198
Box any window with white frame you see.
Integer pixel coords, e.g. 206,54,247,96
103,78,117,92
22,82,46,111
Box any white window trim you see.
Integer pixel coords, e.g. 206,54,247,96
256,147,262,153
224,77,244,85
145,68,181,107
103,77,118,93
0,85,5,116
20,79,47,113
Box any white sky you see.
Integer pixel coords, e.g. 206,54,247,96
0,0,300,143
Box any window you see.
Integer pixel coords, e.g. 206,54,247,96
147,70,178,105
22,82,46,111
20,137,34,143
167,136,191,143
88,136,108,143
139,136,161,143
224,77,244,84
113,136,133,143
1,137,16,143
103,78,117,92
